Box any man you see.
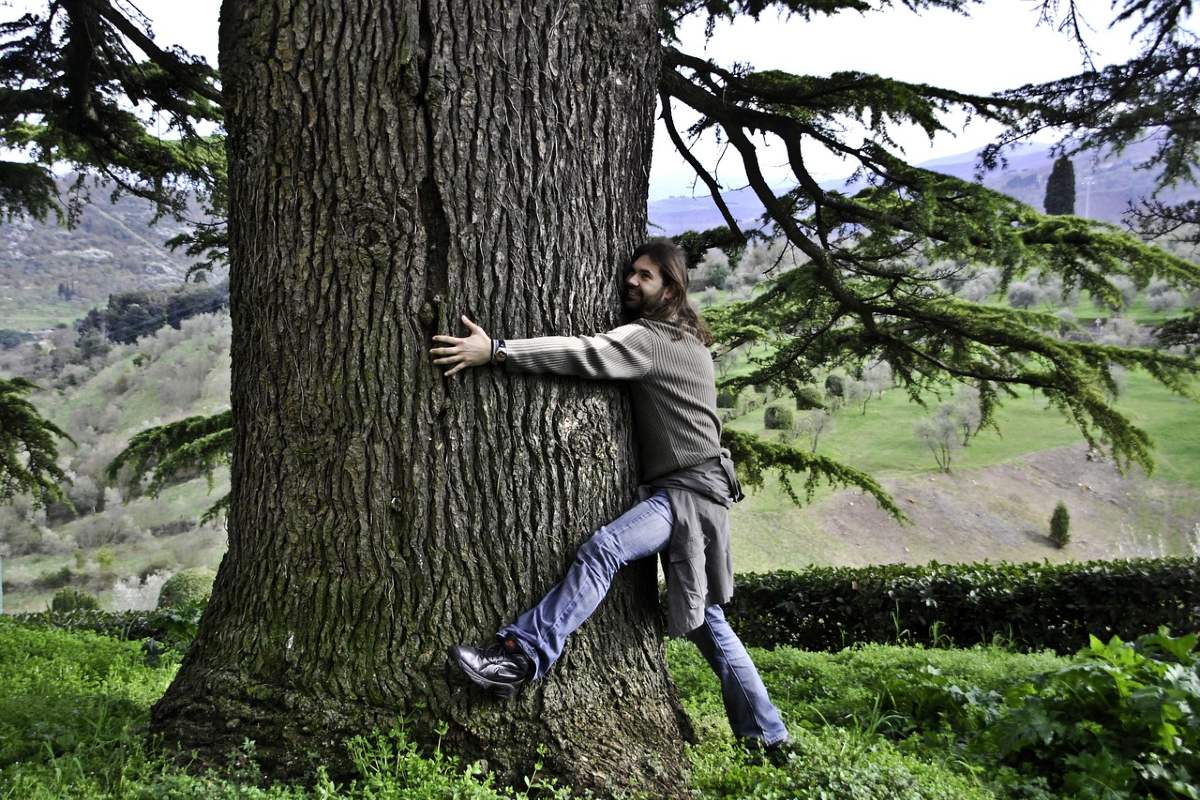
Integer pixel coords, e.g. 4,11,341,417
429,239,790,753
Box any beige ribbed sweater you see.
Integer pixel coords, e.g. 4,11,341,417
504,319,722,481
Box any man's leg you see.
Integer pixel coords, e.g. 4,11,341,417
498,490,672,678
449,491,672,695
686,604,789,746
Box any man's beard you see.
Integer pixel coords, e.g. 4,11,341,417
622,288,644,316
623,289,665,320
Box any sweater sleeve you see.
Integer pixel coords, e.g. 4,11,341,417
503,323,654,380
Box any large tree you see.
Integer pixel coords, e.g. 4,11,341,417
148,0,712,794
5,0,1200,795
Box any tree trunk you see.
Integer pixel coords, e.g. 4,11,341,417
149,0,693,795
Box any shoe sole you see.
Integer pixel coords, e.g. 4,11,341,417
446,646,520,699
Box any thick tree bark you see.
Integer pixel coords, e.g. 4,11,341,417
150,0,693,795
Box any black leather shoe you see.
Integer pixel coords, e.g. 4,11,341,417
447,638,534,699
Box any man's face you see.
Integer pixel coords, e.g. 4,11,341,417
623,255,669,314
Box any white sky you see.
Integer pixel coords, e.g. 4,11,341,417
9,0,1189,199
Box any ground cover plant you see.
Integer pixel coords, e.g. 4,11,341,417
3,615,1197,799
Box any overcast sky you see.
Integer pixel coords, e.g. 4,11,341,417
11,0,1186,199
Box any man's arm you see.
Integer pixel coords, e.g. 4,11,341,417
430,316,653,380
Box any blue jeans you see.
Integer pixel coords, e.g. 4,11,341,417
498,490,789,745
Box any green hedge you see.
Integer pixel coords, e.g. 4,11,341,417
726,556,1200,654
8,606,202,650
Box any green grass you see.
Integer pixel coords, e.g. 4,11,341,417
0,620,1041,800
727,370,1200,484
6,620,1195,799
0,297,92,330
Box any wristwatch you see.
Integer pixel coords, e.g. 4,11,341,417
491,338,508,363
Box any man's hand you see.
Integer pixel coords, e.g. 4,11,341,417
430,316,492,376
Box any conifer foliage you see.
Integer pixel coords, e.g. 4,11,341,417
1044,155,1077,215
658,0,1200,507
0,0,224,249
0,377,72,507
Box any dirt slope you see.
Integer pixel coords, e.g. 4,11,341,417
732,444,1200,572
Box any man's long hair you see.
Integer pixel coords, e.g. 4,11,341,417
628,238,714,346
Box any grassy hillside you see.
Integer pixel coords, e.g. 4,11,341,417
721,366,1200,573
0,313,232,613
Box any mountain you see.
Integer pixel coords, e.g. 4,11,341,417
648,134,1200,235
0,179,216,332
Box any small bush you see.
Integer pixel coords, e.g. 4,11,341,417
157,567,216,609
716,388,740,408
33,565,75,590
738,393,764,415
1007,282,1041,309
149,519,194,538
793,385,824,410
74,512,149,548
824,373,845,398
50,587,100,613
1148,290,1183,313
0,512,64,556
1049,501,1070,547
976,627,1200,799
95,546,115,573
763,404,794,430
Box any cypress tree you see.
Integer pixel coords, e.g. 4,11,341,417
1045,155,1077,215
1050,501,1071,548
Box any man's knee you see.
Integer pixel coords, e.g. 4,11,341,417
575,527,622,573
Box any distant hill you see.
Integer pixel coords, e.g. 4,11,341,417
648,133,1200,235
0,178,217,332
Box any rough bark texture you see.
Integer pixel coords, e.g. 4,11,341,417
149,0,692,795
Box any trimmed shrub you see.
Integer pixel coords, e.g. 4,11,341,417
718,388,767,417
824,373,845,398
738,392,764,415
794,384,824,410
1050,501,1070,547
156,567,216,609
763,404,794,430
50,587,100,613
726,556,1200,655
